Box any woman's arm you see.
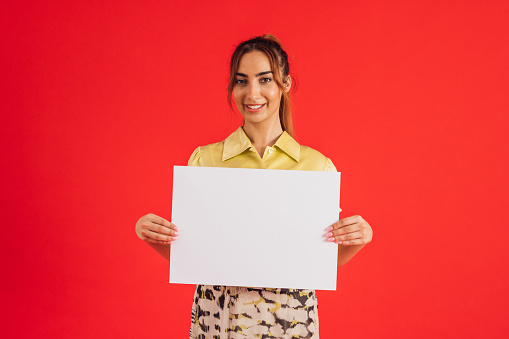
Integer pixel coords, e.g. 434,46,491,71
146,242,171,261
136,149,199,260
325,215,373,267
135,213,179,261
337,243,366,267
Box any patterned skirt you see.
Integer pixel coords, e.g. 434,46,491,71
189,285,319,338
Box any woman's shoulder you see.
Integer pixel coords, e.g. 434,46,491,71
298,144,337,172
188,127,252,166
298,143,327,160
187,139,226,167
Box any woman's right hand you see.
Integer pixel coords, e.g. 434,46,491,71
135,213,179,245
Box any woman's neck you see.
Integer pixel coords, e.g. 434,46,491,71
243,121,284,158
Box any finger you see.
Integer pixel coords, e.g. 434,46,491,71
326,230,363,243
141,229,178,242
147,215,180,233
334,230,364,242
148,214,175,229
328,215,363,231
327,224,359,237
144,238,174,245
143,221,179,236
340,238,367,246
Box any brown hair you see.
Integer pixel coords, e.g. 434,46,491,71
227,34,294,136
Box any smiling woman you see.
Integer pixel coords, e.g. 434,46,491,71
228,35,293,136
135,34,373,338
231,50,291,157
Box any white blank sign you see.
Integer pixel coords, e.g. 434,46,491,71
170,166,341,290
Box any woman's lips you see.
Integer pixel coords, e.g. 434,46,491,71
244,103,265,112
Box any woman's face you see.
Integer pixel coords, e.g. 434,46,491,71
232,51,282,128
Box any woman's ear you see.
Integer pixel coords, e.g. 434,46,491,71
284,75,292,92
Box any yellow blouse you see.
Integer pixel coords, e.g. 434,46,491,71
187,126,337,173
187,127,339,337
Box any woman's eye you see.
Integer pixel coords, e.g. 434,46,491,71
235,79,246,85
260,77,272,83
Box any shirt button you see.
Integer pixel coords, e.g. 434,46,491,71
268,149,273,154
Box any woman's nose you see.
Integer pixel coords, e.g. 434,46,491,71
247,81,260,99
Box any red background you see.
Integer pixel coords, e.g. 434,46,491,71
2,0,509,338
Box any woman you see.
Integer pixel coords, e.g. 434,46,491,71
135,34,373,338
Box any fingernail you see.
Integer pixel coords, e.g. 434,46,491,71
166,241,172,244
326,226,333,231
327,237,335,242
326,232,333,237
336,241,343,244
172,236,178,240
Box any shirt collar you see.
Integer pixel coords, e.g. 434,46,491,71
222,127,300,162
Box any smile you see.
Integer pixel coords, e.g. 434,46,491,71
245,103,265,112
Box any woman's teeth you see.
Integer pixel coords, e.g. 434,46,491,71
247,104,263,109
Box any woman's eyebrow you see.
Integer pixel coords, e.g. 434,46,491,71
256,71,272,76
236,71,273,77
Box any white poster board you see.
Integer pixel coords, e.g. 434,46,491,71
170,166,341,290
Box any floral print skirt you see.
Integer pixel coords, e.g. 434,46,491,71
189,285,319,338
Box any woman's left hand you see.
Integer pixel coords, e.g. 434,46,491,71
325,215,373,246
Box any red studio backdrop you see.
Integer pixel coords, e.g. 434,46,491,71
1,0,508,338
